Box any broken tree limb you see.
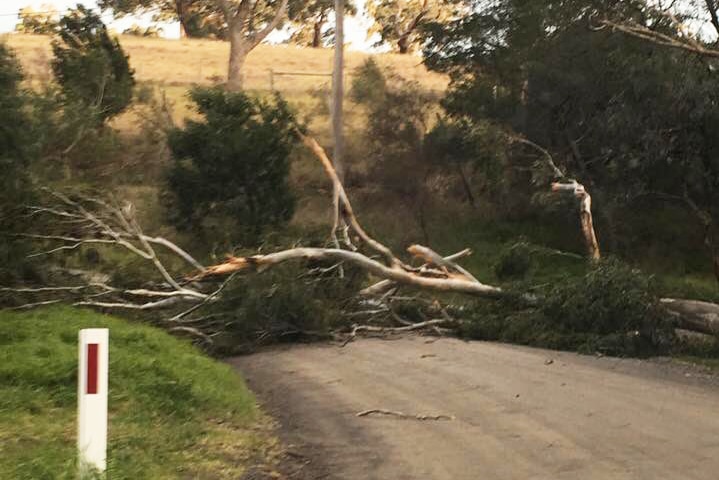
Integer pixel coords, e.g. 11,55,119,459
551,181,601,261
407,244,479,282
299,133,401,268
661,298,719,336
509,135,601,260
196,248,504,298
360,248,473,296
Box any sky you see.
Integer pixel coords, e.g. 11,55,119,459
0,0,381,51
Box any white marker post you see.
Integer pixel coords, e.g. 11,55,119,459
78,328,109,476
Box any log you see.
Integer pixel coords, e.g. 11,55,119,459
661,298,719,336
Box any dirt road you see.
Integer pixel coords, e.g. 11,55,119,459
231,337,719,479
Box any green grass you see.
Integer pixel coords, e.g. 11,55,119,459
0,306,276,479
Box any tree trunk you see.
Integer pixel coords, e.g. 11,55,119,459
397,35,409,54
661,298,719,336
176,0,189,38
227,31,249,91
332,0,345,181
455,163,476,208
312,21,322,48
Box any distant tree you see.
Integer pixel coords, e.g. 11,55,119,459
122,24,163,37
52,5,135,122
350,59,435,237
166,87,298,242
288,0,356,48
100,0,296,90
99,0,227,39
366,0,458,53
15,5,59,34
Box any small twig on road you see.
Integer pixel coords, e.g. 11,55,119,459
356,409,455,421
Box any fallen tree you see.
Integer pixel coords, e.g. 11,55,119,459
4,133,719,347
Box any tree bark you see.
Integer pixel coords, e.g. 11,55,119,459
397,35,410,54
176,0,189,38
661,298,719,336
227,30,249,91
222,0,289,91
312,21,322,48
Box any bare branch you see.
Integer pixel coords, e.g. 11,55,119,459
196,247,504,298
300,133,405,268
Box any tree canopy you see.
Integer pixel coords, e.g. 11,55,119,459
52,5,135,122
166,87,298,243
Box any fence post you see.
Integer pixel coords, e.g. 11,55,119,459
78,328,109,477
269,68,275,91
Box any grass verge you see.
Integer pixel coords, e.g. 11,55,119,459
0,306,277,479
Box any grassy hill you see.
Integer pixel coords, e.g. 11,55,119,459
0,306,277,479
4,33,447,94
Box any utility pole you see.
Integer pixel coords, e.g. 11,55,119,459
332,0,345,181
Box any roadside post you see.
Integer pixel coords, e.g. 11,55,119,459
78,328,109,476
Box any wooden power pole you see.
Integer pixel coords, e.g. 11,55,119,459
332,0,345,181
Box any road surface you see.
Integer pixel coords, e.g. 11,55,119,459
231,336,719,480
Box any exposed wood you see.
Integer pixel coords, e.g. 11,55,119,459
661,298,719,336
196,248,504,298
551,182,601,261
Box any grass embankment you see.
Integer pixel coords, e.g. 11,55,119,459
0,306,275,479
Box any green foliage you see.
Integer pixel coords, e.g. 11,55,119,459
461,259,675,357
366,0,460,53
52,5,135,123
166,87,298,244
122,24,163,37
422,0,719,275
203,263,366,354
288,0,357,48
15,7,59,34
0,42,34,284
494,241,532,280
0,306,266,479
350,59,433,193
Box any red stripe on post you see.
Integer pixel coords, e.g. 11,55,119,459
86,343,99,394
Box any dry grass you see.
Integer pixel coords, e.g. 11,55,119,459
4,33,447,94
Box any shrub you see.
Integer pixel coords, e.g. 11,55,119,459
0,42,35,284
494,241,532,280
460,259,675,356
165,87,298,245
51,5,135,123
203,262,367,355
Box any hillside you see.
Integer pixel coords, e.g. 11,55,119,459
0,306,277,479
4,33,448,94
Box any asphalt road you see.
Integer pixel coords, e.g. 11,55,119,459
231,336,719,480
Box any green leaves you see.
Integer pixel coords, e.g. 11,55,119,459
51,5,135,123
166,87,298,244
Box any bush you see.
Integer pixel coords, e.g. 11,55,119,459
494,241,532,280
166,87,298,245
461,259,675,356
52,5,135,123
203,262,367,355
0,42,35,284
